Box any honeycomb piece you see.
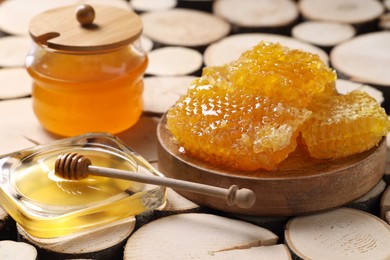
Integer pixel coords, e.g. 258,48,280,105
202,42,337,107
167,84,311,171
301,90,390,159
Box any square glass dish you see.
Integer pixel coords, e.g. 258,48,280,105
0,133,166,238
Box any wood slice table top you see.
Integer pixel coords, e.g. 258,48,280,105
0,1,389,258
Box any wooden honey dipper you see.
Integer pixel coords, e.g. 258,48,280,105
54,152,256,209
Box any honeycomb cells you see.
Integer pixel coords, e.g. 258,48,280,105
167,85,311,171
202,42,337,108
301,90,390,159
166,42,390,171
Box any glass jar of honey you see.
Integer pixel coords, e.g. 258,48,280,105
25,4,147,136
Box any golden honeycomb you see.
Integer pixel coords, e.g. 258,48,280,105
301,90,390,159
202,41,337,107
166,42,390,171
167,84,311,170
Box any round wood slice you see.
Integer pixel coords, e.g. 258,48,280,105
285,208,390,260
299,0,385,25
141,8,231,48
330,32,390,86
292,21,355,48
0,68,32,99
145,47,203,76
124,213,291,259
130,0,177,12
140,35,153,53
203,33,329,67
336,79,384,104
17,218,136,260
0,36,31,68
380,186,390,219
143,76,197,115
157,115,387,216
213,0,298,32
0,0,70,35
0,240,37,260
0,98,48,155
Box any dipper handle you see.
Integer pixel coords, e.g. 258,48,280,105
55,153,256,209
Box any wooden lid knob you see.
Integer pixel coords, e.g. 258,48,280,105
29,5,143,53
76,4,95,26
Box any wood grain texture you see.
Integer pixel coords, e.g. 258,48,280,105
285,208,390,260
331,32,390,87
124,213,290,259
157,115,387,216
299,0,384,24
141,8,231,47
17,218,135,260
29,4,142,52
213,0,299,28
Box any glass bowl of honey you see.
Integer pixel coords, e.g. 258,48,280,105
0,133,166,238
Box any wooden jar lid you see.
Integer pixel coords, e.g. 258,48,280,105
28,4,142,52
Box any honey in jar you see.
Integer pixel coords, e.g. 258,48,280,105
25,5,147,136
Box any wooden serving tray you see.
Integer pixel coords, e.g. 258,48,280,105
157,115,386,216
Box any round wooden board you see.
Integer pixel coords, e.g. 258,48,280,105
145,47,203,76
291,21,355,47
299,0,384,24
285,208,390,259
330,32,390,86
212,0,299,29
157,115,387,216
0,36,31,68
140,8,231,47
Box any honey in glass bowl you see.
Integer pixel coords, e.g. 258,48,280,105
25,4,147,136
0,133,166,238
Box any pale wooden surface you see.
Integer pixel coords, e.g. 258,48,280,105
331,32,390,86
299,0,384,24
285,208,390,259
0,0,389,259
146,47,203,76
213,0,298,28
141,8,231,47
0,240,37,260
292,21,355,47
124,213,289,260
